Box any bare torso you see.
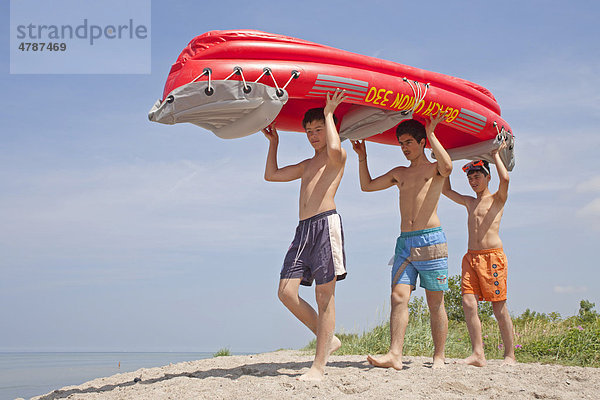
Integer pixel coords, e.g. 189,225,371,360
465,192,505,250
299,149,346,220
393,162,444,232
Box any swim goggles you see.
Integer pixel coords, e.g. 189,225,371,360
462,160,489,175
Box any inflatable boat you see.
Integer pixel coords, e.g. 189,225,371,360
149,30,514,169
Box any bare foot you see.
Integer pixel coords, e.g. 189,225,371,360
298,366,324,381
457,353,487,367
502,356,517,365
432,356,446,369
329,335,342,356
367,353,403,370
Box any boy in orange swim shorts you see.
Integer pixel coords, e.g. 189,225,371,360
442,141,516,366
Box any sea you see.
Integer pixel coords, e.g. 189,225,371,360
0,352,227,400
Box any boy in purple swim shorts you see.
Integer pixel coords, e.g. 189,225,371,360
281,209,346,286
352,111,452,370
263,89,347,381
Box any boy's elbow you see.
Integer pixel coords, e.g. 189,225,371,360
440,165,452,177
327,146,344,162
361,184,375,192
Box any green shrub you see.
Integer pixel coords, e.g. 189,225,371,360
213,347,231,357
578,300,599,323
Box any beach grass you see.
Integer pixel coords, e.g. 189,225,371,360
303,277,600,367
213,348,231,357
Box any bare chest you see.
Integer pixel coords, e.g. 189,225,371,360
302,159,327,184
468,197,504,222
397,170,438,196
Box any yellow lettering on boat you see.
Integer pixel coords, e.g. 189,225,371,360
398,94,415,110
414,99,426,113
447,109,459,122
372,88,387,105
364,87,377,103
380,90,394,107
391,93,403,108
421,100,437,115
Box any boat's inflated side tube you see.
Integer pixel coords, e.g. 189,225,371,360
149,80,288,139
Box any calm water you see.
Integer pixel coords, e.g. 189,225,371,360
0,352,217,400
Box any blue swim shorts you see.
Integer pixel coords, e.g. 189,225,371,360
281,210,347,286
391,227,448,291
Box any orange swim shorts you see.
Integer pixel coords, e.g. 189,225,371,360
461,248,507,302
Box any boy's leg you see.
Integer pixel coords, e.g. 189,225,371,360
278,278,319,333
492,300,516,364
461,293,486,366
299,278,337,381
367,283,411,370
425,289,447,368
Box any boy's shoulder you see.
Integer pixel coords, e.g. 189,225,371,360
462,195,478,208
491,189,509,204
390,165,408,175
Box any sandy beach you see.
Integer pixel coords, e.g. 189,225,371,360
27,350,600,400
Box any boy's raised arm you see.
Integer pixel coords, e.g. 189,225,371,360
323,89,347,165
425,112,453,177
351,140,396,192
492,141,510,201
263,124,305,182
442,176,469,206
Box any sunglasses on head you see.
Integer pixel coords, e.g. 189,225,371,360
462,160,489,175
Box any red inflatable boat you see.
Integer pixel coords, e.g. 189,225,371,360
149,30,514,169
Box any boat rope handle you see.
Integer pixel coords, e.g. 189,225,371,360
416,81,423,112
421,83,430,106
413,82,430,113
223,69,238,81
191,69,207,83
198,66,297,97
205,68,213,95
262,67,285,97
494,122,514,139
493,121,503,140
403,79,430,113
221,67,252,93
282,70,300,90
254,68,269,83
234,66,251,93
493,122,514,149
190,68,214,96
403,78,418,111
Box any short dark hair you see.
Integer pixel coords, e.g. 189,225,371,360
302,108,338,129
396,119,426,145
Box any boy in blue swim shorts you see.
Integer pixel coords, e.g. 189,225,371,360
352,111,452,370
392,227,448,291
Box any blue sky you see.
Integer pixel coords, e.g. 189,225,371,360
1,0,599,353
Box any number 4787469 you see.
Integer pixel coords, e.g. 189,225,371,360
18,42,67,51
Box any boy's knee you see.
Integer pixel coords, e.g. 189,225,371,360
462,295,478,311
492,300,508,315
315,285,334,306
426,291,445,309
278,286,295,304
390,290,410,308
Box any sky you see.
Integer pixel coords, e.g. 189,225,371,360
1,0,599,353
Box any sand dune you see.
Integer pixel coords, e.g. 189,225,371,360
29,350,600,400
